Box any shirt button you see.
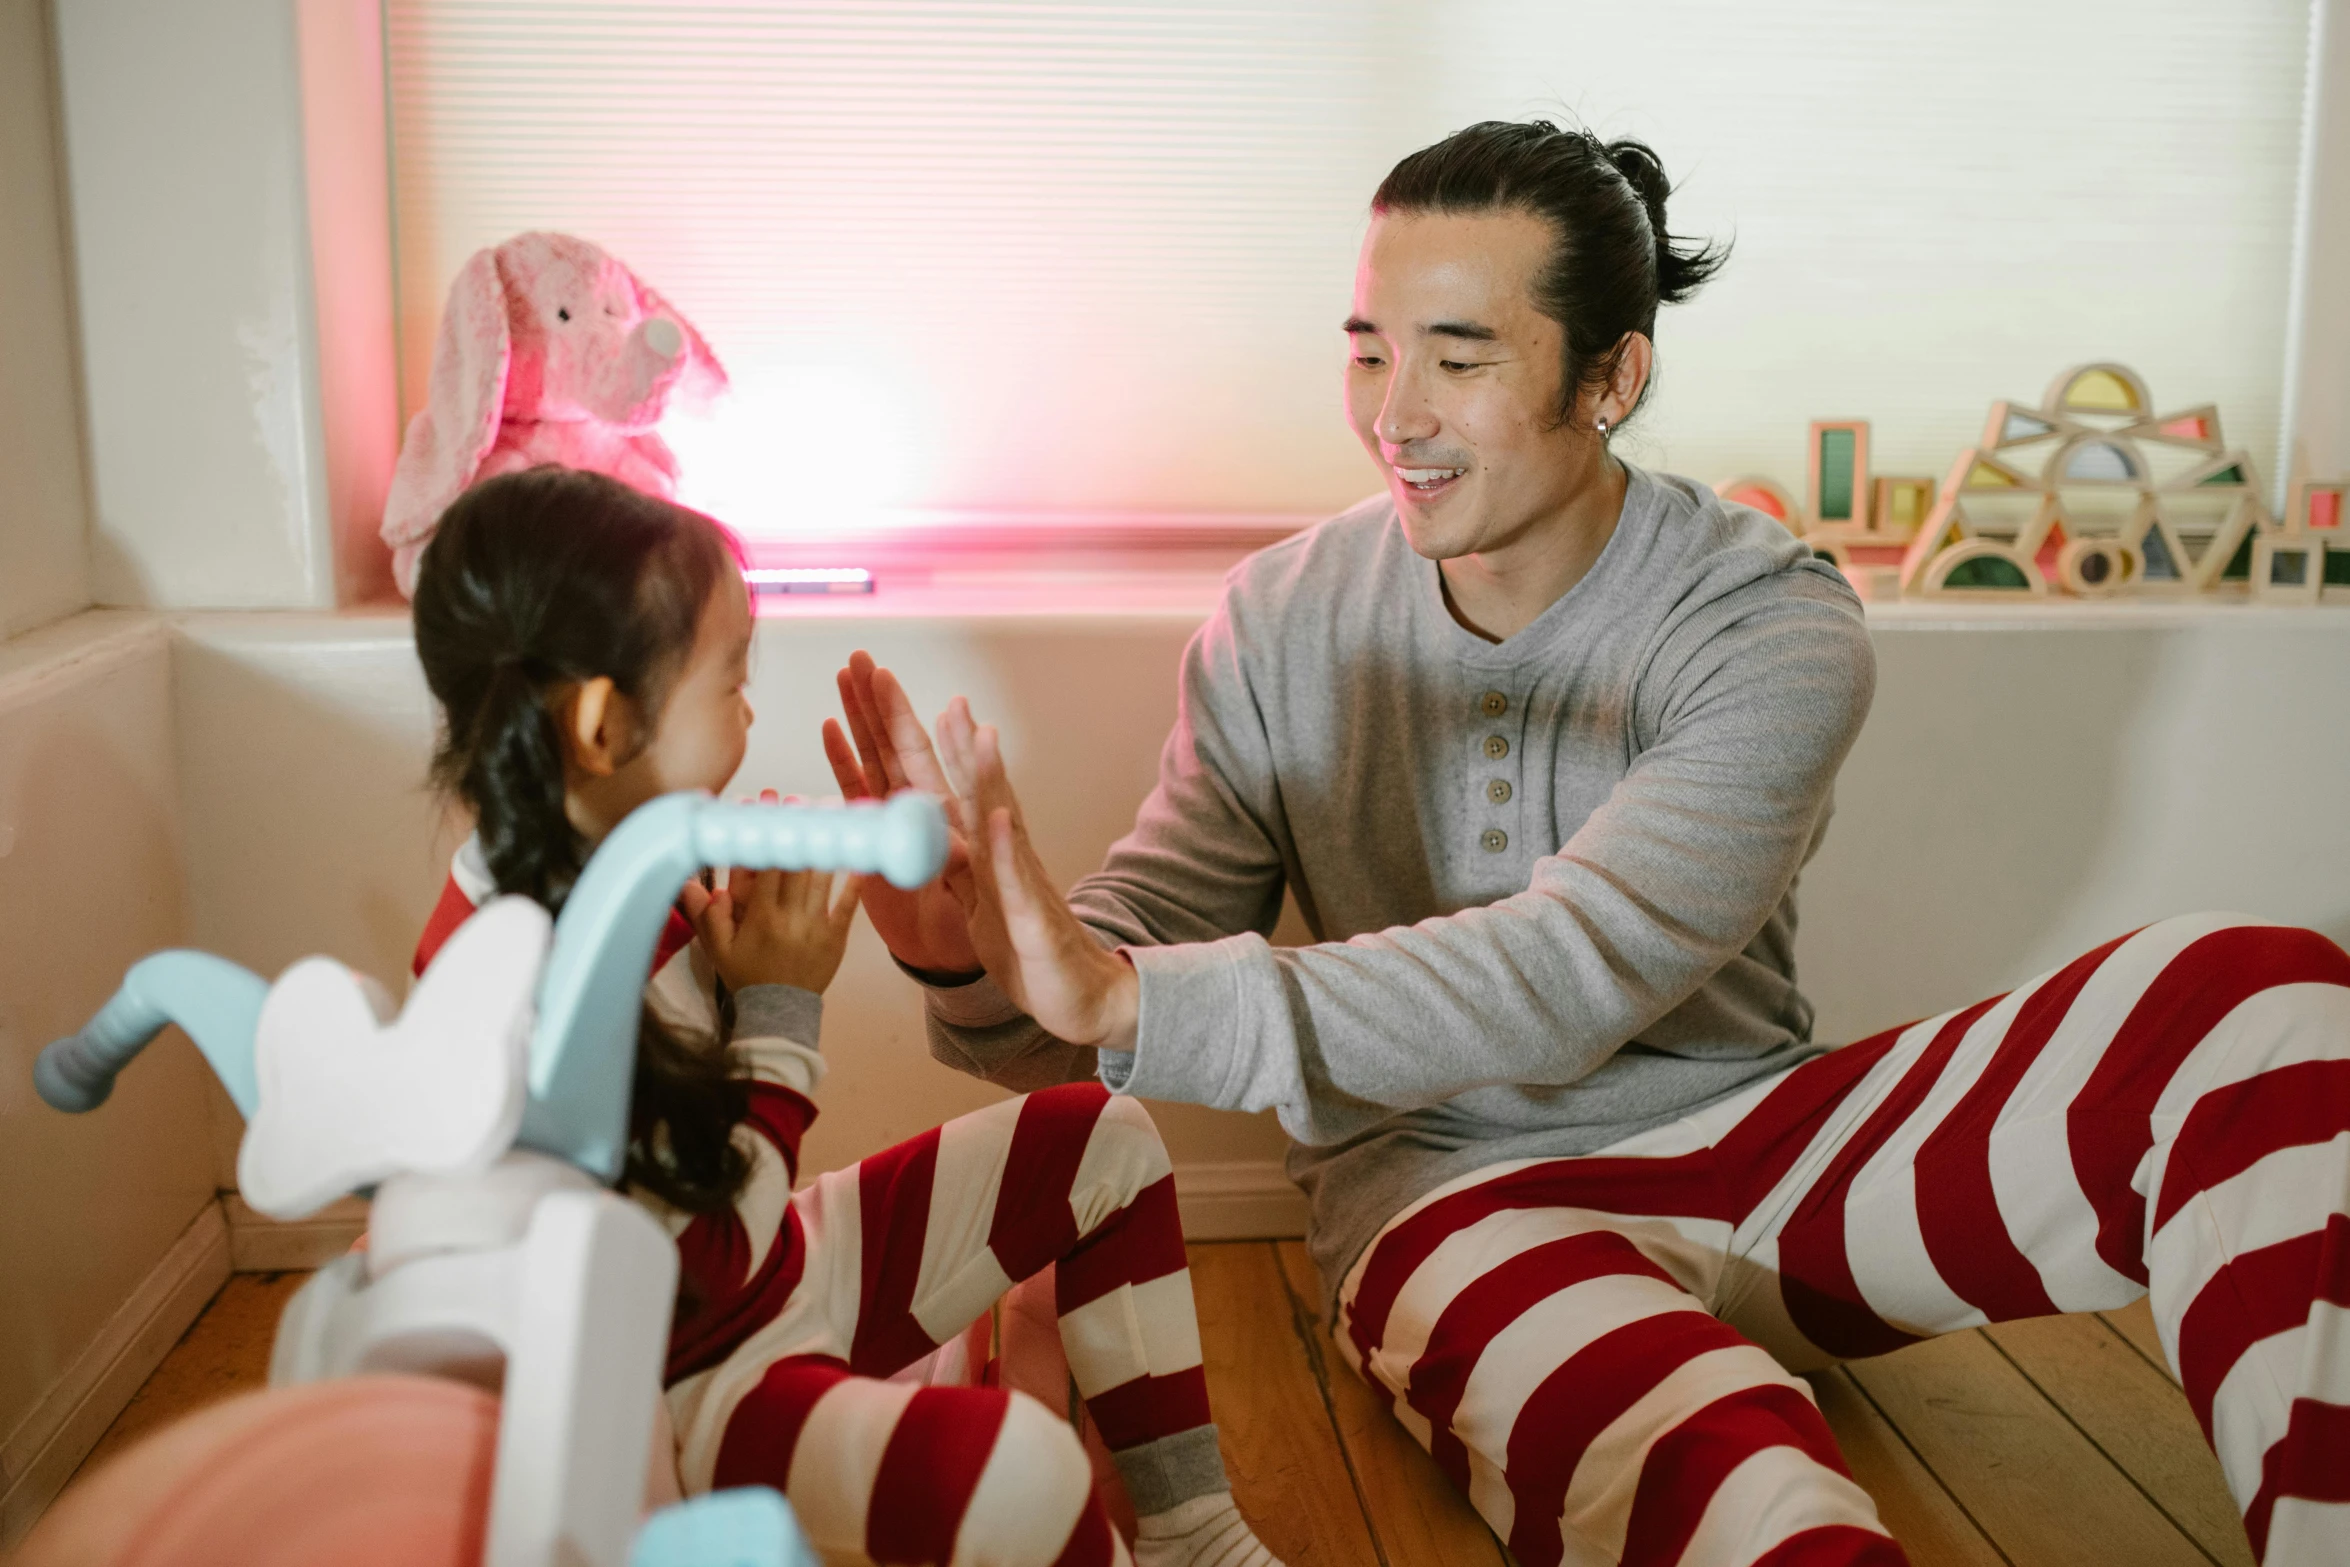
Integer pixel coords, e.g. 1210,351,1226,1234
1479,690,1508,718
1481,828,1509,853
1482,734,1510,760
1486,779,1512,804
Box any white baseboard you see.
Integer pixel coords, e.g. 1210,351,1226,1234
223,1194,368,1272
222,1173,1296,1256
1173,1161,1307,1241
0,1200,231,1547
219,1174,1298,1256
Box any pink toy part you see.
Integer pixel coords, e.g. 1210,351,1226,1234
381,232,728,597
2310,487,2343,531
17,1377,498,1567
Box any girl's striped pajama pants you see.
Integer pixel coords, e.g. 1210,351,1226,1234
693,1083,1212,1567
1337,914,2350,1567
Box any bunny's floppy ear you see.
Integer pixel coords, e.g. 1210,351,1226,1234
381,246,513,596
632,276,728,412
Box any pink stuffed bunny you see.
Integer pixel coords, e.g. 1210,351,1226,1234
381,232,727,597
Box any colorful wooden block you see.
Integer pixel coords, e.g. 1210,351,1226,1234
2129,404,2224,451
1808,420,1872,532
1918,539,2046,598
1869,476,1936,542
2285,477,2345,535
1714,475,1800,527
2250,534,2325,605
2054,536,2131,597
1982,401,2064,451
1959,452,2039,493
2049,436,2144,485
2046,362,2151,418
2166,451,2257,492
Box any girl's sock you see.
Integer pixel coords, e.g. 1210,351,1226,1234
1131,1491,1283,1567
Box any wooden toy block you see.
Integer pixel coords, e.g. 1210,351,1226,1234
1917,539,2047,598
2127,404,2224,451
2163,450,2259,493
2044,362,2152,419
1870,476,1936,542
1983,400,2066,452
2117,498,2194,594
1808,420,1872,533
2250,534,2325,605
1957,450,2042,494
2044,433,2148,486
2054,535,2131,597
2284,477,2346,535
2188,493,2272,592
1898,454,1983,595
1714,475,1800,528
2015,494,2070,573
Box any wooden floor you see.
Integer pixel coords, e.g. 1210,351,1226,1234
68,1246,2252,1567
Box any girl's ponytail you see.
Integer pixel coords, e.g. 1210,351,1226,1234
465,659,583,911
413,466,751,1213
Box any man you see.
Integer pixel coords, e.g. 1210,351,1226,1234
824,122,2350,1567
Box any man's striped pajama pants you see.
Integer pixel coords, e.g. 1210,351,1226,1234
697,1083,1211,1567
1337,914,2350,1567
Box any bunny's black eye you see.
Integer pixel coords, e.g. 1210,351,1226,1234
556,307,571,322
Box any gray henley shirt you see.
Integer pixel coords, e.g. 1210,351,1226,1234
920,463,1877,1305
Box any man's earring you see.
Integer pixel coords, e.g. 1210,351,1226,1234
1595,416,1611,439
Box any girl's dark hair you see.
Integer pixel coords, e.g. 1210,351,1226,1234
412,466,752,1213
1372,120,1729,426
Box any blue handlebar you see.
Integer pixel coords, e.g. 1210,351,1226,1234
35,792,952,1188
524,791,950,1179
35,951,268,1116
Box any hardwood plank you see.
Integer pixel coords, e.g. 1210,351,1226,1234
1846,1329,2209,1567
1187,1243,1383,1567
1805,1368,2007,1567
2101,1298,2175,1381
73,1272,306,1482
1272,1242,1508,1567
1984,1314,2251,1567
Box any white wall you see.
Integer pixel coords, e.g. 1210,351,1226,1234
50,0,398,611
1800,604,2350,1041
0,0,92,640
0,615,221,1542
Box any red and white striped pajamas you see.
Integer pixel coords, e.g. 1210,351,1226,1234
1336,913,2350,1567
417,848,1217,1567
662,1080,1211,1567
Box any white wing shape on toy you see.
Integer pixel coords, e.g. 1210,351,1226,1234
239,897,551,1219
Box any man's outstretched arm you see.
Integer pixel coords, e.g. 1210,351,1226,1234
941,582,1875,1144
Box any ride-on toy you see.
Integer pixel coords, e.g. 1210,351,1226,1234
33,791,950,1567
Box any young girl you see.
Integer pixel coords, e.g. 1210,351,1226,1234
406,467,1283,1567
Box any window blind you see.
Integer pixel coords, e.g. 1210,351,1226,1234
388,1,2310,537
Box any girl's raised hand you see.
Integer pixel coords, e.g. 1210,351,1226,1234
681,790,864,995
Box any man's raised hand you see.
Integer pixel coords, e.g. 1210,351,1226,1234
821,651,980,975
934,697,1139,1052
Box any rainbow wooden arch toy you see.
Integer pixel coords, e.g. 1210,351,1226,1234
1900,363,2278,600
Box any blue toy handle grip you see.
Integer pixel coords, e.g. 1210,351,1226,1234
690,791,951,891
35,988,171,1112
35,951,270,1116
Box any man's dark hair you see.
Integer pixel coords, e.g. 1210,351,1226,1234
1373,120,1729,426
